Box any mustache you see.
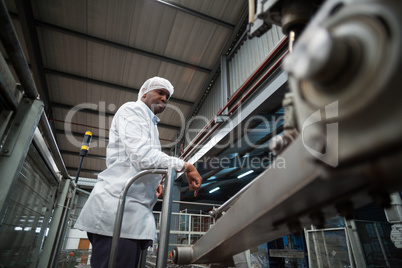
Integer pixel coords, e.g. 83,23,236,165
151,103,167,110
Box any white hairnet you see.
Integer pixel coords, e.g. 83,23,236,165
137,76,174,101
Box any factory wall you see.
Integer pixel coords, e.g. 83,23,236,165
185,25,285,148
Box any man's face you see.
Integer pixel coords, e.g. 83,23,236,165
142,88,170,114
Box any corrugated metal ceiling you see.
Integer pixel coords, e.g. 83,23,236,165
2,0,247,179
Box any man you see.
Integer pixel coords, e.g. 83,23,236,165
75,77,202,267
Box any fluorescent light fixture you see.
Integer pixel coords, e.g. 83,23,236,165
237,170,254,179
209,187,220,193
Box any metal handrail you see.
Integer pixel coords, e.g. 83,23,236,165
108,168,175,268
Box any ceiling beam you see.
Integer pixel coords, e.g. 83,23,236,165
55,129,174,152
55,129,108,142
14,0,51,117
60,149,106,160
67,166,102,174
51,101,115,118
45,68,194,107
154,0,235,30
4,57,194,107
51,101,182,131
9,12,211,74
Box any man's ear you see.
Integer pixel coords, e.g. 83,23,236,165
142,93,147,99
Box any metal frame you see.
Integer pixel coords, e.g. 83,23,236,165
373,222,391,267
173,133,402,264
37,177,71,268
305,227,355,268
108,169,175,268
8,11,211,75
0,2,38,100
51,102,181,130
345,219,367,267
0,98,44,213
1,0,70,179
352,219,401,267
0,51,18,111
155,0,235,30
187,69,288,165
156,168,176,268
32,128,61,183
153,211,215,246
305,220,394,268
15,0,51,114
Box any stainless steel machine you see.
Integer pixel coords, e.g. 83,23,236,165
173,0,402,265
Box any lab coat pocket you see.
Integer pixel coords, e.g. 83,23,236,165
125,174,161,207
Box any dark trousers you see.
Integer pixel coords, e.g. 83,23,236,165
87,232,152,268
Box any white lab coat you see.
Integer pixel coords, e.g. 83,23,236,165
74,101,184,240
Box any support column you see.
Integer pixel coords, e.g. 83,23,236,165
221,55,229,115
0,98,44,215
345,219,367,267
37,177,71,268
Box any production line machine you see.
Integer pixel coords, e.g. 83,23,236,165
172,0,402,265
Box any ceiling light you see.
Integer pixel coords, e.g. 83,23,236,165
237,170,254,179
209,187,220,193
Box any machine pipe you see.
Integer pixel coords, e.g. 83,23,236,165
0,0,38,99
108,169,169,268
172,246,193,265
209,176,259,219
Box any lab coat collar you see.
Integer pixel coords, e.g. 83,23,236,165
138,100,160,125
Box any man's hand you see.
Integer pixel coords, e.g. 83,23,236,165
156,184,163,198
183,162,202,197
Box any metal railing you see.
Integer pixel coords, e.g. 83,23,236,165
154,211,215,247
59,211,215,267
108,169,174,268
